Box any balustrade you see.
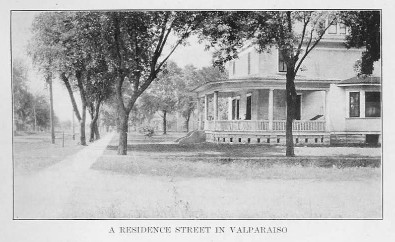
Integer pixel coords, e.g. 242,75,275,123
206,120,326,132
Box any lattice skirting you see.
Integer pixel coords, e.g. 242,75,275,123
205,131,330,145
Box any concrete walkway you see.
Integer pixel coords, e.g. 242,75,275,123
14,132,115,219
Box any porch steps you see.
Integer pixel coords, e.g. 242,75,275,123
176,130,206,144
310,114,324,120
175,130,195,143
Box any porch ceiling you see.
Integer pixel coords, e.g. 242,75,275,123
194,78,335,97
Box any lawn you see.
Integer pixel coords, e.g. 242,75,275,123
13,131,85,174
77,131,382,219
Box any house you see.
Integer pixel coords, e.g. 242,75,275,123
193,22,381,146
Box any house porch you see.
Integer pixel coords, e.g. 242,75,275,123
195,81,332,145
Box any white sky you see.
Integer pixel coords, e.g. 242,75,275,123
11,11,213,122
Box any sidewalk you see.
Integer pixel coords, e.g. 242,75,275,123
14,132,115,219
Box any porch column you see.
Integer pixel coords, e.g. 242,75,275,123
325,90,330,131
204,94,209,130
213,91,219,120
239,91,247,120
268,88,274,130
196,95,201,130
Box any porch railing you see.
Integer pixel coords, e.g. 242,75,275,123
208,120,270,131
206,120,326,132
273,120,326,131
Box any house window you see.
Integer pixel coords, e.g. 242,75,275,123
339,23,346,34
349,92,360,117
232,61,236,75
328,20,337,34
278,51,287,72
247,52,251,75
295,94,301,120
365,92,381,117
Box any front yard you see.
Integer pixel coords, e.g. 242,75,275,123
72,131,382,219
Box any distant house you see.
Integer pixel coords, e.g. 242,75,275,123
193,23,381,146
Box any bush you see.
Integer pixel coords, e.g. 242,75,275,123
138,126,155,137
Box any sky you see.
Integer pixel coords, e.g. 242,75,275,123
11,11,214,122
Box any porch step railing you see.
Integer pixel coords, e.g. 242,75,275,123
207,120,326,132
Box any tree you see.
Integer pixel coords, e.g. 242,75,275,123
99,11,205,154
341,11,380,75
85,65,114,142
177,65,199,132
178,65,228,132
13,58,32,131
200,11,339,157
100,97,118,132
29,12,114,145
32,93,52,130
133,93,159,128
30,12,86,144
143,61,182,134
12,58,53,132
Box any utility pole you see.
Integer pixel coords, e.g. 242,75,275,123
33,96,37,132
47,73,55,144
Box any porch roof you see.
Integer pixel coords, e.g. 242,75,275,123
337,76,381,86
193,76,339,96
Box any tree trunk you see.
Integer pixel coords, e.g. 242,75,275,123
117,111,129,155
89,108,95,142
89,121,95,142
48,77,55,144
162,110,167,135
94,122,100,140
33,101,37,132
285,69,297,157
61,73,82,121
185,118,189,133
185,111,191,133
80,105,87,146
89,121,101,142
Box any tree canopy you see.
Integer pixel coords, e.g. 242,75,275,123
13,58,53,131
341,11,380,75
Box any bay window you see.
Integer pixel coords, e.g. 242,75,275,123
349,91,381,118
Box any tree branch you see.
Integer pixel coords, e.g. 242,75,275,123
294,12,311,61
295,17,336,75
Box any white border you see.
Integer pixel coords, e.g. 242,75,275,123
1,2,395,242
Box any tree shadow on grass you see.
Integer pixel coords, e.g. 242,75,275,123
106,143,285,157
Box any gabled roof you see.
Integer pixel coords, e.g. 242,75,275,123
337,76,381,86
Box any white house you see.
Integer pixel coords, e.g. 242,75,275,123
193,22,381,146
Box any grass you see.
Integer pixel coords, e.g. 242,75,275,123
66,162,382,218
98,131,381,180
16,131,380,219
13,132,84,174
92,155,380,181
85,131,381,218
105,131,381,158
